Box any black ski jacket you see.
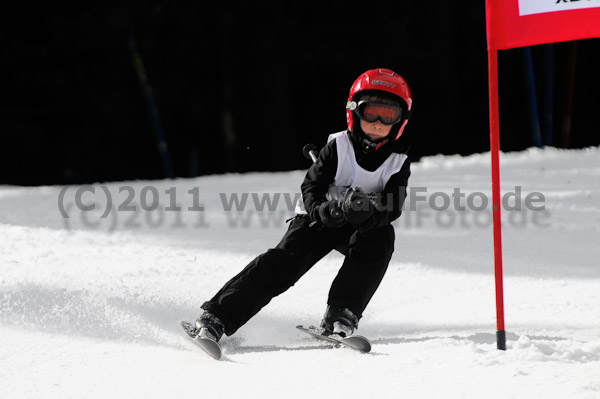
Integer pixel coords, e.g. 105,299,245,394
301,129,411,232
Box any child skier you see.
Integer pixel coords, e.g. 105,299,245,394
195,68,413,342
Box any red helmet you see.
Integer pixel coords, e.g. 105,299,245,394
346,68,412,141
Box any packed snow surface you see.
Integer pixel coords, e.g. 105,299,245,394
1,147,599,398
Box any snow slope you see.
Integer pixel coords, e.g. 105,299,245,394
1,147,599,399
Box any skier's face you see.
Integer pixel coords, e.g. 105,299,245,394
360,118,393,141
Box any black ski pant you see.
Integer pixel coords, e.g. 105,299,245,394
201,214,395,336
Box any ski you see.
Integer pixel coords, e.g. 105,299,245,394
296,325,371,353
181,320,222,360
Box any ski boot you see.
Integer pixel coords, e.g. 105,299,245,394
195,312,225,342
320,306,359,338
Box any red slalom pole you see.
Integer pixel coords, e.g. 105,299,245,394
487,48,507,350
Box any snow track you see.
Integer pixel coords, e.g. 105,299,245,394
1,147,599,398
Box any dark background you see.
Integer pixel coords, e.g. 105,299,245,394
2,1,599,185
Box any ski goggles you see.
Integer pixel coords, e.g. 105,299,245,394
355,101,403,125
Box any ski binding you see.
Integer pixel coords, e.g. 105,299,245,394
296,325,371,353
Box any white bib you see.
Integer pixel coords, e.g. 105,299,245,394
296,131,407,213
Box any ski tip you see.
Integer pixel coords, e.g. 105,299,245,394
198,339,222,360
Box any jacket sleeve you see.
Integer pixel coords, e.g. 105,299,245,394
356,157,411,232
300,139,338,223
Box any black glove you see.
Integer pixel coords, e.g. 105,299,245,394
318,200,346,228
341,187,374,228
